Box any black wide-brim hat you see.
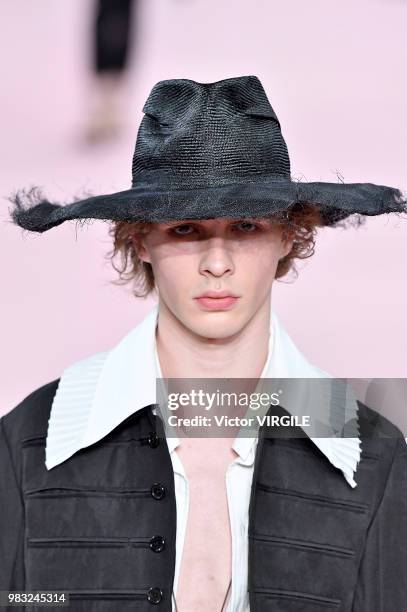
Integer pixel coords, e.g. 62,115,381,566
9,76,407,232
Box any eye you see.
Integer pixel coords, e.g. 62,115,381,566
233,221,262,233
169,224,196,236
167,220,264,237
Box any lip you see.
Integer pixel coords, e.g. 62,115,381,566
195,295,239,311
196,291,238,299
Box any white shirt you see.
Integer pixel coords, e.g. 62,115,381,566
45,302,361,611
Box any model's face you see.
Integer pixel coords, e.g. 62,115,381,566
133,217,293,339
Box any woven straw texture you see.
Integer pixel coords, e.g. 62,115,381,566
8,76,407,233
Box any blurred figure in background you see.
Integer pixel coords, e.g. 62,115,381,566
84,0,137,143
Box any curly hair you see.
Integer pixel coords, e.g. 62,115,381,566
106,202,328,299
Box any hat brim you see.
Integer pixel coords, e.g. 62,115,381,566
9,178,407,233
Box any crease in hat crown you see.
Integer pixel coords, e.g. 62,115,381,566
7,74,407,234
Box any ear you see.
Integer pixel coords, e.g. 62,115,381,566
280,236,294,259
131,235,152,264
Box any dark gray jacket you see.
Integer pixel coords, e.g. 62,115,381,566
1,379,407,611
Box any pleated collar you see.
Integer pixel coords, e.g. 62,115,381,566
45,302,361,487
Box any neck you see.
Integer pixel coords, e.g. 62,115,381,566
155,296,272,380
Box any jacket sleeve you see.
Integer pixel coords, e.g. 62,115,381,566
352,437,407,611
0,415,25,594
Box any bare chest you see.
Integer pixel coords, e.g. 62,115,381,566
173,438,237,611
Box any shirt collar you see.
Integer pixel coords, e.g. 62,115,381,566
45,303,361,487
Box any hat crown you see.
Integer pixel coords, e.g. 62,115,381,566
131,76,291,189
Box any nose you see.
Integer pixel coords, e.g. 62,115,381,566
199,237,235,278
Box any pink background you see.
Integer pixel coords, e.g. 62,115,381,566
1,0,406,414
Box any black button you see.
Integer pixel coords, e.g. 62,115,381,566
147,587,163,604
151,483,165,500
148,431,160,448
149,535,165,553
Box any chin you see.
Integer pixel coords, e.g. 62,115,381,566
188,313,246,341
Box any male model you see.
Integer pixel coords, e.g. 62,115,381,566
2,76,407,611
